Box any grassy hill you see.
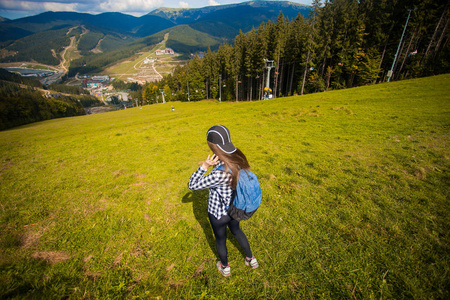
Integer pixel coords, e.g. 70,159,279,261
0,75,449,298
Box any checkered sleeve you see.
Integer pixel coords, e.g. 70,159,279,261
188,163,234,219
188,165,230,191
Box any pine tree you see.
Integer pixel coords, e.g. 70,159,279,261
301,0,320,95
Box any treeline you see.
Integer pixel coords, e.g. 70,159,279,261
0,69,102,130
49,83,90,95
111,79,141,92
111,79,143,103
0,82,85,130
0,68,43,88
142,0,449,102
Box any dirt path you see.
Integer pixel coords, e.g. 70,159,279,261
59,36,76,73
152,62,163,80
91,37,104,53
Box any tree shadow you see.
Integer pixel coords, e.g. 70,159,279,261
182,190,245,260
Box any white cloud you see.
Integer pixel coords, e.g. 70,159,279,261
43,2,77,11
0,0,75,11
0,0,163,17
178,1,189,8
98,0,162,12
208,0,220,6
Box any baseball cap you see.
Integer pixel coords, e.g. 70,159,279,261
206,125,237,154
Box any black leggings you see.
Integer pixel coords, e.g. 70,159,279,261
208,213,252,266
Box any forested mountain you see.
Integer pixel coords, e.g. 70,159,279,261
150,1,310,29
0,11,175,43
0,24,33,44
140,25,226,54
0,1,311,72
66,24,226,77
0,24,135,65
142,0,449,103
0,1,309,43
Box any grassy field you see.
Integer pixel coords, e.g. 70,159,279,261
0,74,449,299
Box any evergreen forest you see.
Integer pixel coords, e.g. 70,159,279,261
0,69,102,130
143,0,450,103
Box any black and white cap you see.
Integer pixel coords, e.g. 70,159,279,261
206,125,237,154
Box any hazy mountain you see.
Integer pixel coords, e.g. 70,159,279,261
0,1,311,69
191,5,280,39
0,1,310,42
150,1,310,24
0,11,174,42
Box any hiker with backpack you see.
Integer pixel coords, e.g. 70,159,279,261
188,125,260,277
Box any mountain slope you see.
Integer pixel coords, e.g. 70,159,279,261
0,24,135,66
0,1,311,70
191,5,279,39
118,24,225,59
151,1,310,38
150,1,310,23
0,1,310,43
0,11,174,43
0,26,73,65
151,24,225,53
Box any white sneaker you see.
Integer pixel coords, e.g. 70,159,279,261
216,261,231,277
245,256,259,269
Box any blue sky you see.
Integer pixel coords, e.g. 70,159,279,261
0,0,312,20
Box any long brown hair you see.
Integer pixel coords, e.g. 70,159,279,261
208,141,250,190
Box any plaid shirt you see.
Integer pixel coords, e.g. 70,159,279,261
188,162,233,220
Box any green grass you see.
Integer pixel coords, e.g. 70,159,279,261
0,74,449,299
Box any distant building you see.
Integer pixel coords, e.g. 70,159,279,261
82,80,105,89
82,75,111,89
144,57,156,64
156,48,175,56
91,75,110,81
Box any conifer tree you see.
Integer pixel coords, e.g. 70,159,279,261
301,0,320,94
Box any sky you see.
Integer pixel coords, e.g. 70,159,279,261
0,0,312,20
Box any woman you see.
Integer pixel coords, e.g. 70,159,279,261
188,125,259,277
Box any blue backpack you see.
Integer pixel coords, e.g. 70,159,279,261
217,165,262,221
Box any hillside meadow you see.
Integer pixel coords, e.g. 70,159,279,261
0,74,449,299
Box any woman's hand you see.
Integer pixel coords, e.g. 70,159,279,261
201,154,220,170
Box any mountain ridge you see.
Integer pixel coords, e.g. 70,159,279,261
1,1,310,42
0,1,311,74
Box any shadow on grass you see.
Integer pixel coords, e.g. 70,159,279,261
182,191,245,261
